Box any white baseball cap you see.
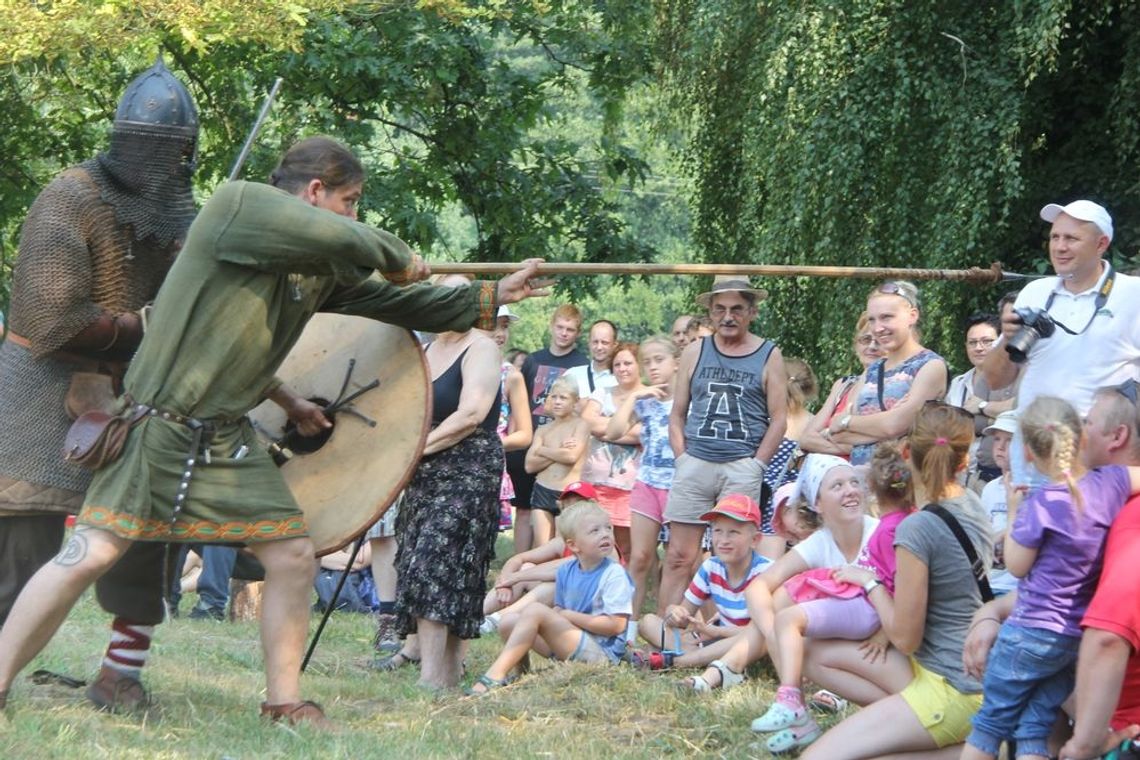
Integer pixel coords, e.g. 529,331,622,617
1040,200,1113,242
496,305,519,322
983,410,1019,436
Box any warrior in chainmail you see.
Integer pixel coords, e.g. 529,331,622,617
0,58,197,712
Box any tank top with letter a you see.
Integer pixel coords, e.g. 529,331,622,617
683,338,774,462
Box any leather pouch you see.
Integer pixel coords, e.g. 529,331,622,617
62,407,144,470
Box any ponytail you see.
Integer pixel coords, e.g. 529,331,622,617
907,404,973,503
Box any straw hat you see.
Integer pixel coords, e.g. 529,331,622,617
696,274,769,308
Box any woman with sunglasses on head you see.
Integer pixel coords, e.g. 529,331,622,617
801,313,883,458
826,281,948,466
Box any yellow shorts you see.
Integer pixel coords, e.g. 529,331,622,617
899,658,984,748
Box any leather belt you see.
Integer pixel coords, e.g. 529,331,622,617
127,397,221,525
5,331,115,372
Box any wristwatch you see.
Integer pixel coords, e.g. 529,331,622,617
978,400,989,416
862,578,881,594
839,414,852,432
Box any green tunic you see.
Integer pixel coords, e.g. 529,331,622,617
79,181,497,542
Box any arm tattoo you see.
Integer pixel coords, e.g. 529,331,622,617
54,531,89,567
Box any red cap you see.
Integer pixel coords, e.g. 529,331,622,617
560,481,598,501
699,493,761,528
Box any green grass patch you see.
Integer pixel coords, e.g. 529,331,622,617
0,535,852,758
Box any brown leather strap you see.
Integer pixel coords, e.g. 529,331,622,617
6,331,106,370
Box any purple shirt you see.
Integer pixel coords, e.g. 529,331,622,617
1010,465,1131,637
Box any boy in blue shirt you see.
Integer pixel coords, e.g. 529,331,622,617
468,502,634,694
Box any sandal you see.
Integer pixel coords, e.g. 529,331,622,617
464,674,513,697
708,659,744,691
808,688,849,714
751,702,806,733
765,718,822,754
677,659,744,693
628,649,674,671
370,650,420,672
260,699,333,731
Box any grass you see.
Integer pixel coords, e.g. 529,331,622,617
0,535,853,759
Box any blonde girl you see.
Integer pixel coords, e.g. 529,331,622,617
751,444,916,753
800,403,992,759
962,396,1140,760
606,336,680,620
827,282,947,466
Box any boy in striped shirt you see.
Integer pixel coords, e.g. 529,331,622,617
633,493,771,691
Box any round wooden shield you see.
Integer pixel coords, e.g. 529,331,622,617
247,315,429,556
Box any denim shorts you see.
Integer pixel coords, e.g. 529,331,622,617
966,622,1080,757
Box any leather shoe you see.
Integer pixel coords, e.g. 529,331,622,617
86,665,151,714
260,699,333,731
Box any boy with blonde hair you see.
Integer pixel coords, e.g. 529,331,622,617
525,376,590,545
467,502,634,695
635,493,772,691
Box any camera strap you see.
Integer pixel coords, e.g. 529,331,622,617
1044,263,1116,336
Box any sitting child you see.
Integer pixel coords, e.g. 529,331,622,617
978,410,1019,596
963,397,1140,760
751,444,913,754
480,482,601,633
771,481,822,548
525,377,590,546
467,502,634,695
633,493,773,692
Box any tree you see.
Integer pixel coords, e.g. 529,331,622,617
656,0,1140,382
1,1,668,305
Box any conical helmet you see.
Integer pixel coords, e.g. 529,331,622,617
114,56,199,136
92,55,199,244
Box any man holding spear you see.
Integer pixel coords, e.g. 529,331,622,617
0,134,548,728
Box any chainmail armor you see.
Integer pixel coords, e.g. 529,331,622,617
8,168,175,356
0,168,179,508
90,127,196,246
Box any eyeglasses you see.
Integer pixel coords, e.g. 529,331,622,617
857,334,876,346
710,304,751,317
876,281,918,308
966,338,996,349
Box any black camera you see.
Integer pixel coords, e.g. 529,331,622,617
1005,307,1056,364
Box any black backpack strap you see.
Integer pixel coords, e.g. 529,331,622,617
922,503,994,602
876,360,887,412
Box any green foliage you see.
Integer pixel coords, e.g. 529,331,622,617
658,0,1140,381
1,1,672,307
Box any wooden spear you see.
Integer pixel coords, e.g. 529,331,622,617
429,261,1036,283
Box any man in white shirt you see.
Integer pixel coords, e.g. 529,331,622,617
562,319,619,402
982,199,1140,487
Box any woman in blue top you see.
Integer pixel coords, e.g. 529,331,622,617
827,281,948,466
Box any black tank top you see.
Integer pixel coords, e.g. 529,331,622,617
432,347,501,432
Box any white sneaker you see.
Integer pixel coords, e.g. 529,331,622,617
479,612,501,635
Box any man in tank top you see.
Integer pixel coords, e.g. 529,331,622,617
657,276,788,613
